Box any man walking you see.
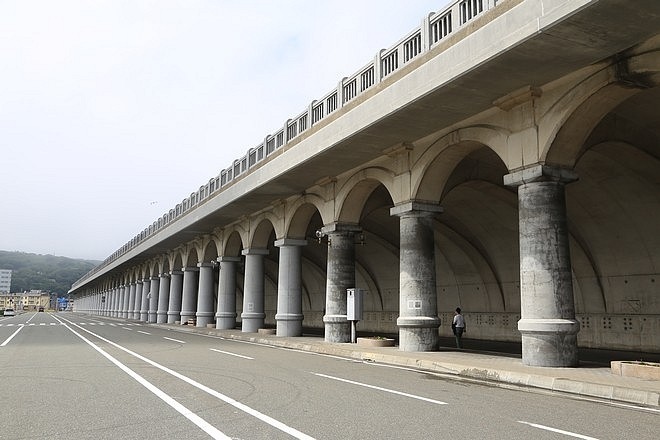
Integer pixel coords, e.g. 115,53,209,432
452,307,466,348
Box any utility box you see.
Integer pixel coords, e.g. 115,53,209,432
347,288,364,321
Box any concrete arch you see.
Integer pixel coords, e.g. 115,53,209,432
200,237,219,263
335,167,397,224
285,195,328,238
221,226,247,257
414,125,509,202
545,50,660,167
183,246,199,268
249,217,276,249
568,140,660,315
167,250,183,272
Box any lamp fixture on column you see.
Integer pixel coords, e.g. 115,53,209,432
315,230,331,246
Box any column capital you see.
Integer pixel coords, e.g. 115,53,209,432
390,200,443,217
170,270,183,275
159,273,171,279
504,164,578,187
217,256,241,263
182,266,199,273
320,222,361,235
274,238,308,247
242,248,269,256
197,262,215,268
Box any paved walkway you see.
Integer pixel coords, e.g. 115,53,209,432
153,323,660,408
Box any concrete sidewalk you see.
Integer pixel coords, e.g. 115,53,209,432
154,323,660,408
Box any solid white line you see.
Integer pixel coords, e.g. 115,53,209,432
137,330,151,335
209,348,253,360
313,372,448,405
163,337,186,344
1,325,24,346
58,316,315,440
52,316,231,440
518,421,600,439
122,327,133,331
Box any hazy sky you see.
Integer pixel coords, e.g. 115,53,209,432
1,0,445,261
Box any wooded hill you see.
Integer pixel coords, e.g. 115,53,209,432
0,251,99,295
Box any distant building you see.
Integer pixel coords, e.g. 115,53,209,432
0,269,11,293
0,290,50,311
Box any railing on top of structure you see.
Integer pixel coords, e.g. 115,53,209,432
73,0,502,287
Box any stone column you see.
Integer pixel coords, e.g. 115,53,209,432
322,223,361,343
119,285,128,318
107,290,113,316
180,267,199,324
196,262,216,327
148,276,160,323
167,270,184,324
215,256,240,329
504,165,580,367
391,201,443,352
127,283,136,319
157,273,170,324
101,290,108,316
133,282,143,320
112,287,118,317
241,248,269,333
113,287,120,317
275,238,307,337
140,278,150,321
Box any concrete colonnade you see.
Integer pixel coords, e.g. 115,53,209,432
74,172,581,368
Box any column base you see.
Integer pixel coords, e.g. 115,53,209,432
215,312,237,330
324,314,350,343
148,312,157,323
241,312,265,333
519,318,580,367
156,311,167,324
196,312,214,328
275,313,303,337
167,311,180,324
397,316,440,352
180,310,195,323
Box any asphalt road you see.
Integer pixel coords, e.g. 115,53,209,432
0,312,657,440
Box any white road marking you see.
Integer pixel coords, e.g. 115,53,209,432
313,372,448,405
209,348,253,360
52,316,231,440
121,327,133,331
1,325,25,347
518,421,600,439
57,316,315,440
163,337,186,344
137,330,151,335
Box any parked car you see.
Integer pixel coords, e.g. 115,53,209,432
38,307,44,312
3,308,15,316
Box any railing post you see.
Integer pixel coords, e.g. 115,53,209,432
337,79,344,110
421,13,431,53
374,49,383,85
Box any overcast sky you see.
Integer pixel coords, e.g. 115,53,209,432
1,0,446,261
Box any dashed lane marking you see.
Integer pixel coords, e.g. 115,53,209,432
209,348,253,360
313,372,448,405
517,421,600,439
